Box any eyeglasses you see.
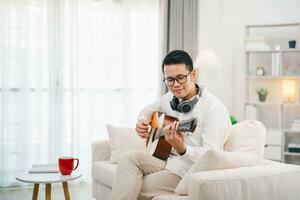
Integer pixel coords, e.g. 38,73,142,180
163,72,191,86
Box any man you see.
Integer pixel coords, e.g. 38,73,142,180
111,50,231,200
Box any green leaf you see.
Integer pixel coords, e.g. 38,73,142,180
230,115,238,125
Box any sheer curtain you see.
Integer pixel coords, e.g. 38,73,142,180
0,0,159,187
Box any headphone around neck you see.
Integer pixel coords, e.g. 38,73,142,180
170,84,202,113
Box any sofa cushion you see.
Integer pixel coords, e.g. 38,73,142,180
175,120,266,195
107,124,145,163
152,194,188,200
224,120,266,159
190,161,300,181
93,160,117,187
175,149,259,195
189,162,300,200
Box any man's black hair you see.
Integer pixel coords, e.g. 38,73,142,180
161,50,193,73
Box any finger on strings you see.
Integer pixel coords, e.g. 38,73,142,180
170,121,177,133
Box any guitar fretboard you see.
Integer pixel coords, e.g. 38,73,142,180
151,117,197,141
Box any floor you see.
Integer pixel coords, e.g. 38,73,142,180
0,182,94,200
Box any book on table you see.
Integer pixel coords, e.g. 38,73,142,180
29,164,59,173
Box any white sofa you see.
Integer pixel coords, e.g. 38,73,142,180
92,121,300,200
92,139,300,200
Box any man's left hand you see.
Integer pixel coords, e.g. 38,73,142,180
163,121,186,154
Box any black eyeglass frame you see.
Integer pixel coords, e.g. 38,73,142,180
163,72,191,86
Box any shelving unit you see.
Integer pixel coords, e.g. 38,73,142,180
282,130,300,165
244,22,300,163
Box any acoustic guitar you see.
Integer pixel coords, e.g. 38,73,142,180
146,112,197,160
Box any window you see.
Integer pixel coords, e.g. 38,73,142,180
0,0,159,186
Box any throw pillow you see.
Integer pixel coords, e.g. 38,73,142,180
175,120,266,195
224,120,266,159
107,124,145,163
175,149,259,195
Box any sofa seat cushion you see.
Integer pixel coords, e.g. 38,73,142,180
175,149,260,195
94,160,117,187
152,194,188,200
191,162,300,181
189,162,300,200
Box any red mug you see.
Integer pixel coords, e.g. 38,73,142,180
58,157,79,175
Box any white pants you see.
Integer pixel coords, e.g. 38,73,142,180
111,150,181,200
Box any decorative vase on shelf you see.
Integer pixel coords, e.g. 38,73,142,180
256,88,268,102
289,40,296,48
258,95,267,102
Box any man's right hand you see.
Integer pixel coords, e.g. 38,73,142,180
135,119,150,139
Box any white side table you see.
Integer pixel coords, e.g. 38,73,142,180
16,171,82,200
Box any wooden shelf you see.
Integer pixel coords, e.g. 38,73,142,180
283,151,300,156
245,102,282,106
246,23,300,28
246,102,300,106
266,144,281,147
246,76,299,79
283,129,300,133
282,103,300,107
281,49,300,53
246,50,277,53
246,49,300,53
267,128,282,132
264,129,300,132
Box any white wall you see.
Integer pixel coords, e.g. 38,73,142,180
197,0,300,121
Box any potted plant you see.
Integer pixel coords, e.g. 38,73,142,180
256,88,268,102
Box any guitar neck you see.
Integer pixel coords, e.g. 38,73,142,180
176,118,197,132
151,118,197,140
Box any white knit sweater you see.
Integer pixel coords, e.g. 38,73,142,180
138,87,231,177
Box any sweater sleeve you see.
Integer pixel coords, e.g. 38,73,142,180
180,105,231,162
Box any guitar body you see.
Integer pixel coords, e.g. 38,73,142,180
146,112,197,160
146,135,172,160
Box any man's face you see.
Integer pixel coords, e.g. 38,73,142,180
163,63,196,99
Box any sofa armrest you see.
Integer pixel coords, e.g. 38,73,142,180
92,140,111,162
188,163,300,200
92,140,111,198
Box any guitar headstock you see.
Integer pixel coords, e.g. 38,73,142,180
176,118,197,132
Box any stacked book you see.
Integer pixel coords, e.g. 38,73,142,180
245,36,271,51
291,119,300,130
288,143,300,153
29,164,58,173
